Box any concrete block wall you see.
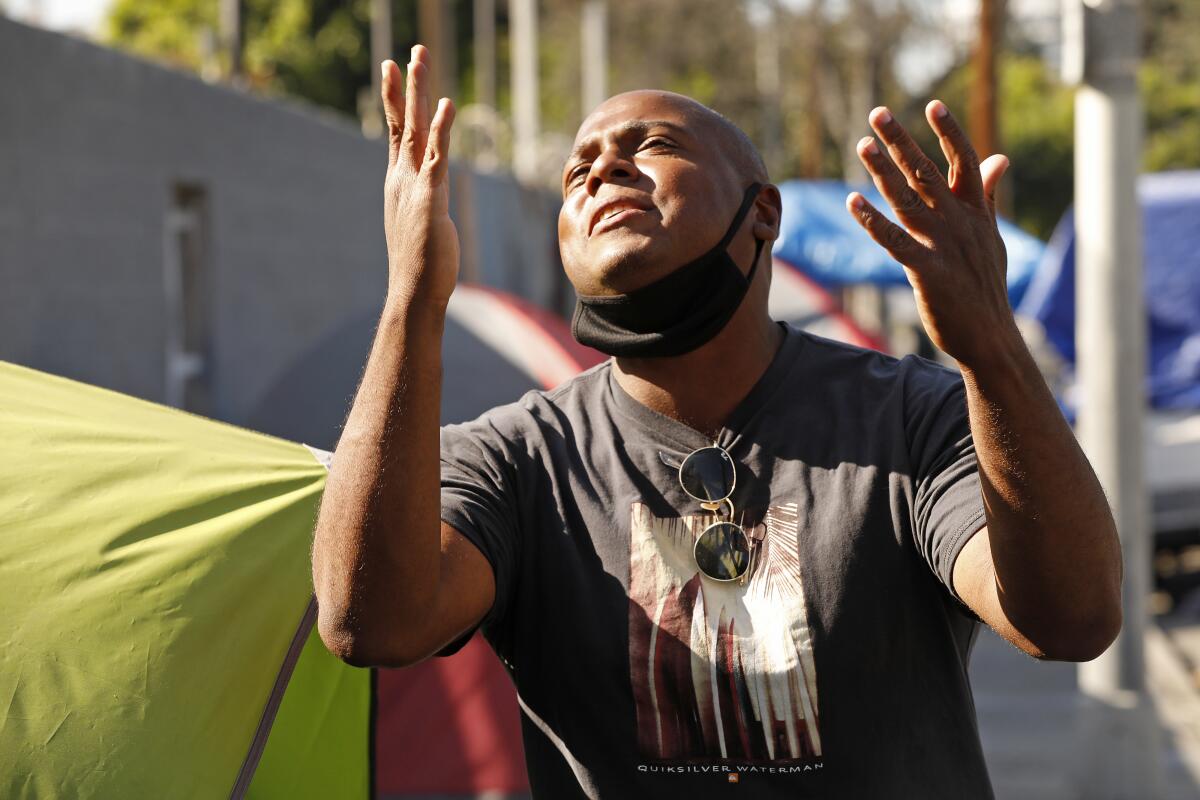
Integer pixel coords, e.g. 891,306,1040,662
0,17,565,437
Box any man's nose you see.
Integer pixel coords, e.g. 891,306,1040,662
587,146,638,195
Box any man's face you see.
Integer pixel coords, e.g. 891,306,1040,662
557,92,745,297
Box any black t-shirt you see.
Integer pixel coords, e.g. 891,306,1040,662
438,323,993,798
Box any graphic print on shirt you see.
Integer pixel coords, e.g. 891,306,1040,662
628,501,822,763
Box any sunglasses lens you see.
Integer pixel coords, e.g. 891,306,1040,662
694,522,750,581
679,446,735,502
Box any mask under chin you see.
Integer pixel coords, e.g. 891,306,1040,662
571,183,764,358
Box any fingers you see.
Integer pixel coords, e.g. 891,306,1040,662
845,192,929,271
979,154,1010,215
925,100,984,206
388,44,455,178
857,135,933,229
403,45,432,164
425,98,456,182
381,60,405,166
868,106,953,209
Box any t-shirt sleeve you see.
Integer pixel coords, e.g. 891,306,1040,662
902,356,987,611
433,411,524,657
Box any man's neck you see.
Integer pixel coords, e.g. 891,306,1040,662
612,305,785,440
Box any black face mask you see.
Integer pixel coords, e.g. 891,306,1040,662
571,183,765,358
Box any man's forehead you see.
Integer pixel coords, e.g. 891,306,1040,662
571,91,711,148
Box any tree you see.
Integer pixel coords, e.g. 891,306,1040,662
103,0,1200,228
911,0,1200,240
106,0,419,117
1141,0,1200,173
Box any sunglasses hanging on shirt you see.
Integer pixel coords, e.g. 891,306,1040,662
676,444,760,584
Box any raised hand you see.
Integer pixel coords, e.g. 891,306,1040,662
315,47,491,672
382,45,459,306
845,101,1014,368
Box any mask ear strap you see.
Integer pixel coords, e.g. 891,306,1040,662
721,182,766,287
741,236,766,287
716,182,763,251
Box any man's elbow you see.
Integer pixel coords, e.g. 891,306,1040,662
1036,603,1123,663
317,622,373,668
316,608,427,669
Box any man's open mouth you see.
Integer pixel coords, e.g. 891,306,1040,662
590,201,653,236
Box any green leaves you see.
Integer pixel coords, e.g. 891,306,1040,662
105,0,416,118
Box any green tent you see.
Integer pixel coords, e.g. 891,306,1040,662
0,361,369,798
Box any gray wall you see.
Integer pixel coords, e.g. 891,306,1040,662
0,18,565,439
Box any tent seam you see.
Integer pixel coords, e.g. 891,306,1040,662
228,595,319,799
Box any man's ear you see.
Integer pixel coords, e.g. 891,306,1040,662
753,184,783,242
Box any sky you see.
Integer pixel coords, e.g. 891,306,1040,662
4,0,113,35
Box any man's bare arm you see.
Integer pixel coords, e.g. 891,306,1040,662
312,46,495,668
952,338,1123,662
847,101,1122,662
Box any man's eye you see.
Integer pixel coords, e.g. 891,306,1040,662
640,138,673,151
567,165,589,186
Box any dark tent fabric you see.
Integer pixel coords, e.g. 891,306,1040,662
1016,170,1200,411
247,283,603,449
772,180,1045,307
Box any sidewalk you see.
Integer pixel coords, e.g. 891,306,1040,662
970,622,1200,799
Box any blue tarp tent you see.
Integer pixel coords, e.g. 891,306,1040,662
774,180,1046,307
1016,170,1200,411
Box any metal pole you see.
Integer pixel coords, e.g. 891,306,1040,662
581,0,608,115
474,0,496,108
509,0,540,183
1071,0,1158,796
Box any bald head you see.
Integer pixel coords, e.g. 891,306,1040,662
558,88,781,298
684,99,770,184
577,90,768,186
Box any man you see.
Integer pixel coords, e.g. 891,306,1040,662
312,45,1123,798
